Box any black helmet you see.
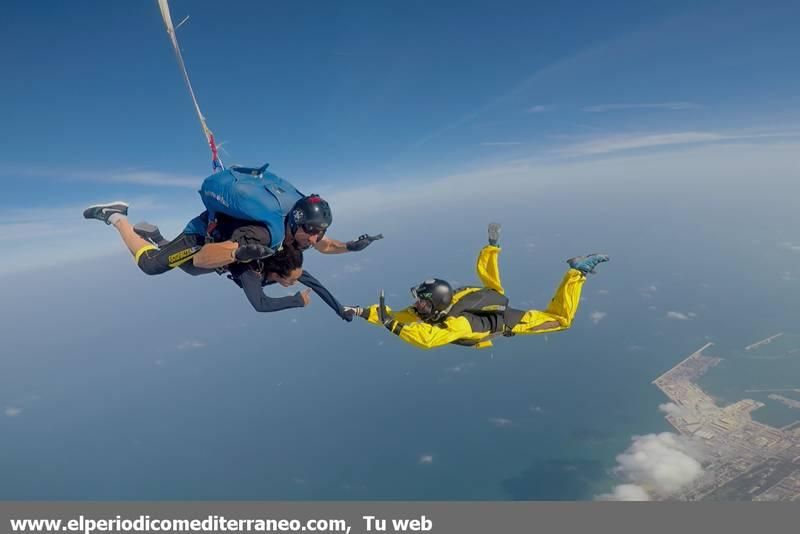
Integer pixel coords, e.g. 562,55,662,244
411,278,453,319
289,194,332,236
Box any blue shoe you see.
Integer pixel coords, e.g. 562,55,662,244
567,253,609,275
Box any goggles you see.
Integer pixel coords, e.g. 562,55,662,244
300,224,327,237
410,286,433,315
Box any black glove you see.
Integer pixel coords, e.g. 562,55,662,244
342,306,365,322
346,233,384,252
234,243,275,263
378,290,404,335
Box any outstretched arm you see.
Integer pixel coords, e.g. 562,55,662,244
353,299,472,350
314,234,383,254
360,305,472,349
239,270,307,313
313,237,349,254
298,270,350,321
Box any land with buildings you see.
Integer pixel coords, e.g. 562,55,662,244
652,339,800,501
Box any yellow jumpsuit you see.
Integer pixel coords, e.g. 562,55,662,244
365,245,586,350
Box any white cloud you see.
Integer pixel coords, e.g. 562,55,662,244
666,311,691,320
560,132,726,157
557,129,800,158
419,454,434,465
0,167,198,189
779,242,800,252
446,362,475,374
599,432,704,500
526,105,551,113
481,142,524,146
489,417,513,427
616,433,704,493
639,285,658,298
342,263,363,274
106,171,199,188
0,200,163,227
0,197,184,277
596,483,651,501
584,102,701,113
590,311,607,324
7,136,800,277
0,222,78,242
4,407,22,417
177,340,206,350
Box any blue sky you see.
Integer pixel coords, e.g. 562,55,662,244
2,0,800,500
1,0,800,274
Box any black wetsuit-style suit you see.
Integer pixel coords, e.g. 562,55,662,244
229,265,349,319
138,213,349,320
136,212,273,276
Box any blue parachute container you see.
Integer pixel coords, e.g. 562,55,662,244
197,164,304,249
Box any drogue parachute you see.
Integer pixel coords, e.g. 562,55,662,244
157,0,223,171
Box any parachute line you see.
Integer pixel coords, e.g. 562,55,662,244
157,0,223,171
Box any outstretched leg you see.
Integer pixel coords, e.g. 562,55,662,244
510,253,609,335
84,201,157,260
510,269,586,335
84,202,204,275
476,223,504,294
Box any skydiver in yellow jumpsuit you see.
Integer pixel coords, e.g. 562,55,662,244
343,224,609,350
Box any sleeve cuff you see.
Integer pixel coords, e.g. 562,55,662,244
385,320,404,335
